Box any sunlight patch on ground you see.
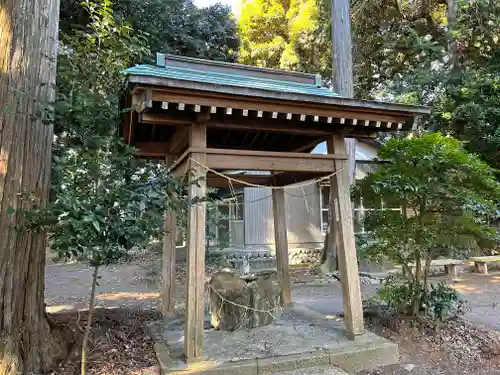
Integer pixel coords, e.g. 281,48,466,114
96,291,160,301
129,366,160,375
45,304,78,313
325,314,343,322
489,276,500,283
452,283,479,293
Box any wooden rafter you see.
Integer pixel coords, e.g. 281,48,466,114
133,86,413,126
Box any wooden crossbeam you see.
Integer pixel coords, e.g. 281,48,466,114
203,148,342,172
274,171,332,186
206,173,272,188
135,142,171,157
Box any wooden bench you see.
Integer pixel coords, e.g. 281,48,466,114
469,256,500,275
404,259,463,278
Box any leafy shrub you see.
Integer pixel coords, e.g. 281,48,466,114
376,278,463,322
377,277,423,315
355,133,500,316
423,282,463,322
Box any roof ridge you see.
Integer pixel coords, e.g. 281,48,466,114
123,64,342,98
149,63,329,90
161,53,318,79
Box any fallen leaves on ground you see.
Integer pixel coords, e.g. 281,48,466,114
51,308,161,375
363,312,500,375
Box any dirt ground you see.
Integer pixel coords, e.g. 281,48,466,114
45,259,500,375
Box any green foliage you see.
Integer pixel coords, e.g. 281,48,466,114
423,282,463,322
25,1,184,266
377,276,424,315
355,133,500,315
377,278,463,321
428,52,500,169
345,0,500,168
238,0,330,75
239,0,500,170
60,0,239,62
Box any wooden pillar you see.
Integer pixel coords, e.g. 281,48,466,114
162,156,177,316
162,210,177,315
328,135,364,339
272,188,292,305
184,123,207,361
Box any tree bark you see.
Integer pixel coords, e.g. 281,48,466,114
81,266,99,375
0,0,66,373
447,0,459,70
321,0,357,272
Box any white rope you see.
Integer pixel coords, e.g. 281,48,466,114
189,158,344,190
207,283,281,319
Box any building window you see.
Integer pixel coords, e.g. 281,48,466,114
231,194,244,221
319,184,400,234
319,185,331,233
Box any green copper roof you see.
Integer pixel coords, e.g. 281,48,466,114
124,63,340,98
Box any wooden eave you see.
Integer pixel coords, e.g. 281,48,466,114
123,84,429,158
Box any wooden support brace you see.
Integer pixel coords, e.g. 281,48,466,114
184,123,207,361
328,135,364,339
272,188,292,305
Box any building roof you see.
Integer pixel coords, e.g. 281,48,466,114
121,54,431,161
124,54,430,119
124,64,340,99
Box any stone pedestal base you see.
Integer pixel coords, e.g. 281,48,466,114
209,271,281,330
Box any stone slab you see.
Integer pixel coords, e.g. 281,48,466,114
256,351,330,373
470,256,500,263
274,366,349,375
328,334,399,373
153,304,398,375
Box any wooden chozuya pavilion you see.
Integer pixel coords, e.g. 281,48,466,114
121,53,430,362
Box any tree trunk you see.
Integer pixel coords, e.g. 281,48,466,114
321,0,357,273
81,266,99,375
0,0,66,373
447,0,459,70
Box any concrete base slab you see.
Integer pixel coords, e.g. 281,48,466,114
274,366,349,375
151,305,398,375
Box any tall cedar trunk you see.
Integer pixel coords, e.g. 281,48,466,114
321,0,357,272
81,266,99,375
447,0,459,70
0,0,66,374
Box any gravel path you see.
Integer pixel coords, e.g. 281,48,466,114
45,262,500,375
45,259,161,312
45,261,500,331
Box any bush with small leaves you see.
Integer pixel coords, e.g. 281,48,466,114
356,133,500,317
